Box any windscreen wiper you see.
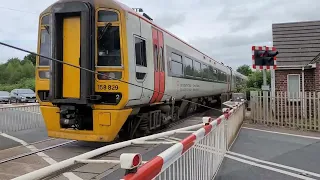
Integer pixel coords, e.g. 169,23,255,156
44,25,50,34
98,22,112,41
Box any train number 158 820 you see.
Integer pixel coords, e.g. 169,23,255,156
98,85,119,91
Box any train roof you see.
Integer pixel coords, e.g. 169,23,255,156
234,71,248,80
41,0,232,70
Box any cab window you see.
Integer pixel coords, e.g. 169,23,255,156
39,15,51,66
97,26,121,66
97,10,121,67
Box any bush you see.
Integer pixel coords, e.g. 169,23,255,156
0,78,35,92
0,54,36,92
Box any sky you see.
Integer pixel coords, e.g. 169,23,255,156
1,0,320,69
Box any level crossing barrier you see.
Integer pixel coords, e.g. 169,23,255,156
13,101,245,180
121,102,244,180
0,103,43,132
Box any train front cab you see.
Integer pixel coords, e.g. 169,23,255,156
36,1,132,142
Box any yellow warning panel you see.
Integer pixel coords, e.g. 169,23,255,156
63,16,81,99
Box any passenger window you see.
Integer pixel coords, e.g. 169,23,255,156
184,57,193,76
171,53,183,76
203,64,209,79
208,66,214,80
172,53,182,62
98,11,119,22
171,61,183,75
97,26,121,66
134,37,147,67
193,61,201,78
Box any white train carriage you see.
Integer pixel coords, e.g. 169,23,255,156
125,10,233,108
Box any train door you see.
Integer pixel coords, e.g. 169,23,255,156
150,28,165,103
62,16,81,99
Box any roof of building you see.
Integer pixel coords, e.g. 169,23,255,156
272,20,320,66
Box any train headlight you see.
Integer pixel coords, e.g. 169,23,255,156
39,71,50,79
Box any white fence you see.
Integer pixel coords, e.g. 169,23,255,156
250,91,320,131
121,102,245,180
0,103,44,132
13,101,245,180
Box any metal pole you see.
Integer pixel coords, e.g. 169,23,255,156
263,69,267,86
262,69,268,123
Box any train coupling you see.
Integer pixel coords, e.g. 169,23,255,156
59,105,77,128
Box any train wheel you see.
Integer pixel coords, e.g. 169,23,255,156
172,106,179,122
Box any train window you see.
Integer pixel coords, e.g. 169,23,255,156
98,11,119,22
203,64,209,79
39,29,51,66
193,61,201,78
172,53,182,62
171,53,183,76
223,73,227,82
41,15,50,25
171,61,183,76
134,37,147,67
208,66,214,80
184,57,193,76
217,71,222,82
97,26,121,66
212,68,218,81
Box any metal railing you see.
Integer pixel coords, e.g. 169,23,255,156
250,91,320,131
13,101,245,180
121,102,244,180
0,103,44,133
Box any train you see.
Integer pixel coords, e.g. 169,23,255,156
35,0,248,142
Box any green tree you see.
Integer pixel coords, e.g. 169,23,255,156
0,56,36,92
236,65,253,76
246,70,271,89
22,54,36,66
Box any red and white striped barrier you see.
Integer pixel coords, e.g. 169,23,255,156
121,102,244,180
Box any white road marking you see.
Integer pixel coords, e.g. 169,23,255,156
242,127,320,140
225,154,317,180
227,151,320,178
0,133,83,180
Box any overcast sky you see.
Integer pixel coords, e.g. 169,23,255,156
1,0,320,69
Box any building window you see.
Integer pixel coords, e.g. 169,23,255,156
134,37,147,67
287,74,300,100
171,53,183,76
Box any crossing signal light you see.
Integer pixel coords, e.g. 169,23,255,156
252,46,278,69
